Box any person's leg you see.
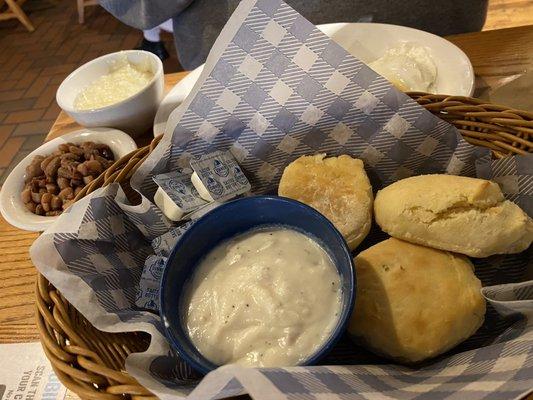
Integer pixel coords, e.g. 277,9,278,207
136,21,172,60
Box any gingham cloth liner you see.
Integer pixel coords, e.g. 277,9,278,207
30,0,532,398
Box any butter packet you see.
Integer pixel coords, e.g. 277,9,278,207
136,255,166,311
151,220,195,257
153,168,207,221
185,201,223,221
190,150,251,202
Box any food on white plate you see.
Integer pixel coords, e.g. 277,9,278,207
183,227,342,367
21,142,115,216
74,55,154,110
368,42,437,92
278,154,373,250
374,174,533,257
348,238,485,363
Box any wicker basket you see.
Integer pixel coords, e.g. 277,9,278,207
36,94,532,400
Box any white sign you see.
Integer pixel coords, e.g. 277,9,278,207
0,342,70,400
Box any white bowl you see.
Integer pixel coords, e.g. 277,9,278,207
0,128,138,232
57,50,164,138
153,23,474,135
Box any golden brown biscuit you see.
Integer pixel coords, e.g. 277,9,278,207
278,154,373,250
348,238,485,363
374,174,533,257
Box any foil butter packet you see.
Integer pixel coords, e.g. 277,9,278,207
152,168,207,215
138,221,197,311
136,255,166,311
151,220,195,258
189,150,251,202
186,200,224,220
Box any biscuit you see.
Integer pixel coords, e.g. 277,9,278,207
348,238,485,363
374,174,532,257
278,154,373,250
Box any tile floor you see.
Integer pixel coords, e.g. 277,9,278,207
0,0,531,185
0,0,181,184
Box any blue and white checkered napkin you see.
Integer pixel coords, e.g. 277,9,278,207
30,0,532,399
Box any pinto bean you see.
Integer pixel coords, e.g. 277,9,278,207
21,188,32,204
44,156,61,178
23,142,114,216
46,211,62,216
58,187,74,200
31,190,42,203
25,201,36,213
51,195,62,210
57,177,69,189
46,183,59,194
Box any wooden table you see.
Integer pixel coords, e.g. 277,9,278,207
446,25,533,106
0,22,532,375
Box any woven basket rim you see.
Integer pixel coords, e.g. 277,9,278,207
35,93,532,400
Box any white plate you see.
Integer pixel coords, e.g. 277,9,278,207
153,23,474,136
153,66,203,135
0,128,138,232
318,23,474,96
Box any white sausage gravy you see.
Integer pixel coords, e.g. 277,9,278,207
182,227,342,367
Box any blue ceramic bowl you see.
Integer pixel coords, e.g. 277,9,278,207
160,195,355,374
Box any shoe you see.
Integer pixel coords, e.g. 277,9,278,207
135,38,169,61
